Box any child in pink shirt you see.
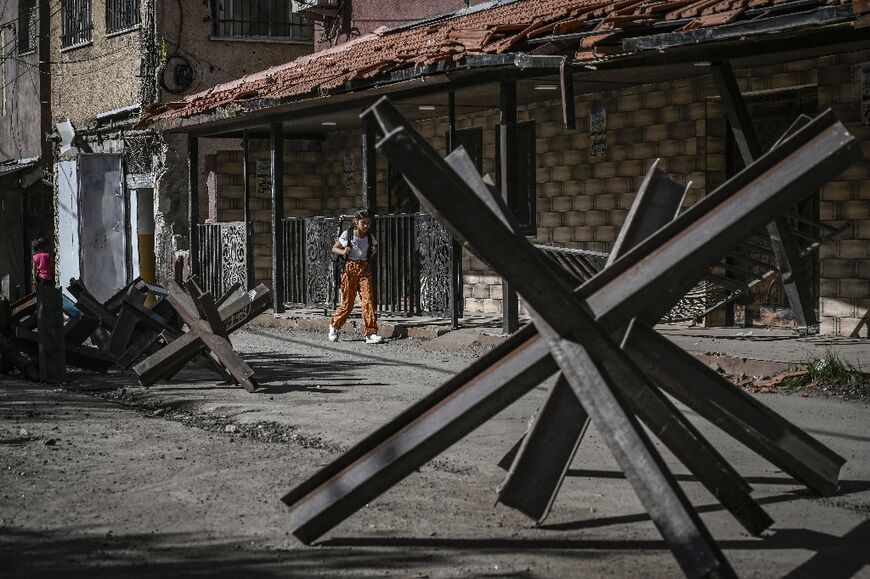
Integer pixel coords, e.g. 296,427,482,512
31,238,54,287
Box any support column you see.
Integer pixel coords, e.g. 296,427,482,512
447,91,462,329
500,80,519,334
361,115,378,305
271,123,286,313
243,130,254,290
711,61,817,334
361,117,377,215
188,135,199,278
560,57,576,130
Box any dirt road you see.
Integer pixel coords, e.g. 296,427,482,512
2,326,869,577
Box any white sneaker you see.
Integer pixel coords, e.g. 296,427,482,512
328,325,340,342
365,334,384,344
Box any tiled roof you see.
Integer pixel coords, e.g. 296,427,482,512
142,0,854,127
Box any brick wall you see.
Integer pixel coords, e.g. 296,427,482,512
813,51,870,337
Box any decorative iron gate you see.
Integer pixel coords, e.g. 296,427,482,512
282,213,456,317
196,221,248,298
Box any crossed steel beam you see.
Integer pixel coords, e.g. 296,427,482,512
282,98,857,577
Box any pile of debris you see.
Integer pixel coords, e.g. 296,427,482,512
0,277,270,391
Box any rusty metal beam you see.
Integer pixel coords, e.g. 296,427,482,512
621,320,845,496
498,160,691,524
133,284,270,386
368,112,743,575
282,99,856,560
166,283,257,392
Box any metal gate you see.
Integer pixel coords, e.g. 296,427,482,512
282,213,456,317
196,221,248,298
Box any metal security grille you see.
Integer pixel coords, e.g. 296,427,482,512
281,213,456,317
17,0,37,54
61,0,92,48
211,0,313,41
196,222,249,299
106,0,141,33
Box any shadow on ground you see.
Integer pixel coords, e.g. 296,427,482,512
0,526,481,579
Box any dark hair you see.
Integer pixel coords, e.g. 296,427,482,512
351,208,372,232
32,238,50,253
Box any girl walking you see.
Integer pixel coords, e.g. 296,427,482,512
328,209,384,344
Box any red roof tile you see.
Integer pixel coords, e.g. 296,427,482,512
142,0,851,127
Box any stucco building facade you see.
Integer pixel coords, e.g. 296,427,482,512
49,0,314,300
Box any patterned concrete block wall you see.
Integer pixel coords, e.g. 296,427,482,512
812,50,870,337
213,139,321,285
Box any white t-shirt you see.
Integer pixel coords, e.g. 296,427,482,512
338,229,377,261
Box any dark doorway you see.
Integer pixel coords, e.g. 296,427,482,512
387,162,419,214
495,120,536,235
449,126,484,172
724,87,820,327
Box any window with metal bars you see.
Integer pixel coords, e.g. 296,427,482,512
17,0,37,55
61,0,92,49
106,0,141,34
211,0,313,41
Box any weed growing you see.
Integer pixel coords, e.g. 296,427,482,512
780,352,870,400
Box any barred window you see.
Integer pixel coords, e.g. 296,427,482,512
61,0,92,49
17,0,37,55
211,0,314,41
106,0,141,34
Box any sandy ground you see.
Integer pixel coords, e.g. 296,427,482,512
1,325,869,578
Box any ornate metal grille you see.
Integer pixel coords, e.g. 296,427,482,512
61,0,92,49
281,213,456,317
282,215,346,310
415,214,453,316
196,222,249,299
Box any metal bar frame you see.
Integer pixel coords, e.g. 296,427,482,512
271,122,286,313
